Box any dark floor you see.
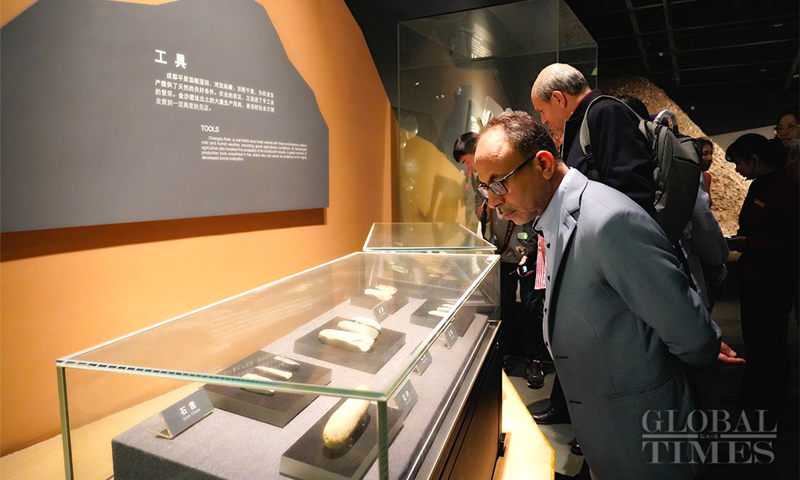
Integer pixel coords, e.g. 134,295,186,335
504,265,800,480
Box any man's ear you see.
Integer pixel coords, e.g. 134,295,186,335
552,91,566,108
536,150,556,180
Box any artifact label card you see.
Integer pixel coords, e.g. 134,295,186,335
412,350,433,376
158,388,214,439
372,302,389,322
437,324,459,349
389,379,418,413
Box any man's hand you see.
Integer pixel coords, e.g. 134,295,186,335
517,255,534,277
718,341,745,364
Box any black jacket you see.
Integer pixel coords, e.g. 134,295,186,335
738,168,799,283
561,90,656,216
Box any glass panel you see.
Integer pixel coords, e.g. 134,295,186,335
558,0,598,86
363,222,497,252
58,251,500,479
58,253,498,397
397,0,597,226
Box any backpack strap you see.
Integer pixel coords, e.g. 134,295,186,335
578,95,632,170
578,95,619,182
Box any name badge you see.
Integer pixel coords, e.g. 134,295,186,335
156,388,214,439
389,378,418,413
372,301,389,322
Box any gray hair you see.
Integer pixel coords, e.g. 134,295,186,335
533,63,590,101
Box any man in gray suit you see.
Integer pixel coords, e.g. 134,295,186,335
474,110,735,480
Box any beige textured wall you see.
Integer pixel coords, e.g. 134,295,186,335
600,77,748,235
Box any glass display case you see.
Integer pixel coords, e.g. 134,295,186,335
397,0,597,229
56,251,500,480
363,223,496,253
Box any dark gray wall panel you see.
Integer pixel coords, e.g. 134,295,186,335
1,0,329,232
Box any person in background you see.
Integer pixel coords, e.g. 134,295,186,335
454,133,546,389
774,106,800,149
453,132,483,221
768,106,800,170
532,63,655,215
613,96,726,311
726,133,799,422
616,93,649,120
786,138,800,187
698,137,714,205
680,177,729,312
787,139,800,325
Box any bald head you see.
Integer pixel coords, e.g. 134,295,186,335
532,63,590,102
530,63,591,135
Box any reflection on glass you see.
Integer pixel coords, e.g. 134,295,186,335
398,0,597,229
364,222,496,252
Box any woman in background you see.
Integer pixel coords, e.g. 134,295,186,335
726,134,799,423
774,106,800,149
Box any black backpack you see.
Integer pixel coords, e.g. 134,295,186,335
579,95,700,244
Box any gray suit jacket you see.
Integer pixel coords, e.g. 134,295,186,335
539,170,721,480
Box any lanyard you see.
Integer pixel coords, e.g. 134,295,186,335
497,221,515,255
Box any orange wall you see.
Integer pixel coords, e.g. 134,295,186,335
0,0,394,455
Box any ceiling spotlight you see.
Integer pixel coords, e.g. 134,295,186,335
414,81,420,87
690,105,695,111
658,52,664,57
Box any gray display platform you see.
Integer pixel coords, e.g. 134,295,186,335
294,318,405,374
279,400,404,480
110,298,493,480
112,408,269,480
204,351,332,427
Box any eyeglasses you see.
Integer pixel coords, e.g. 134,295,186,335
775,124,799,134
477,154,535,198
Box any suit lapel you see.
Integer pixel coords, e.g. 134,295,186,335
543,172,588,344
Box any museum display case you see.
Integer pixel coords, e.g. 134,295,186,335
56,251,500,480
363,223,496,253
397,0,597,229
